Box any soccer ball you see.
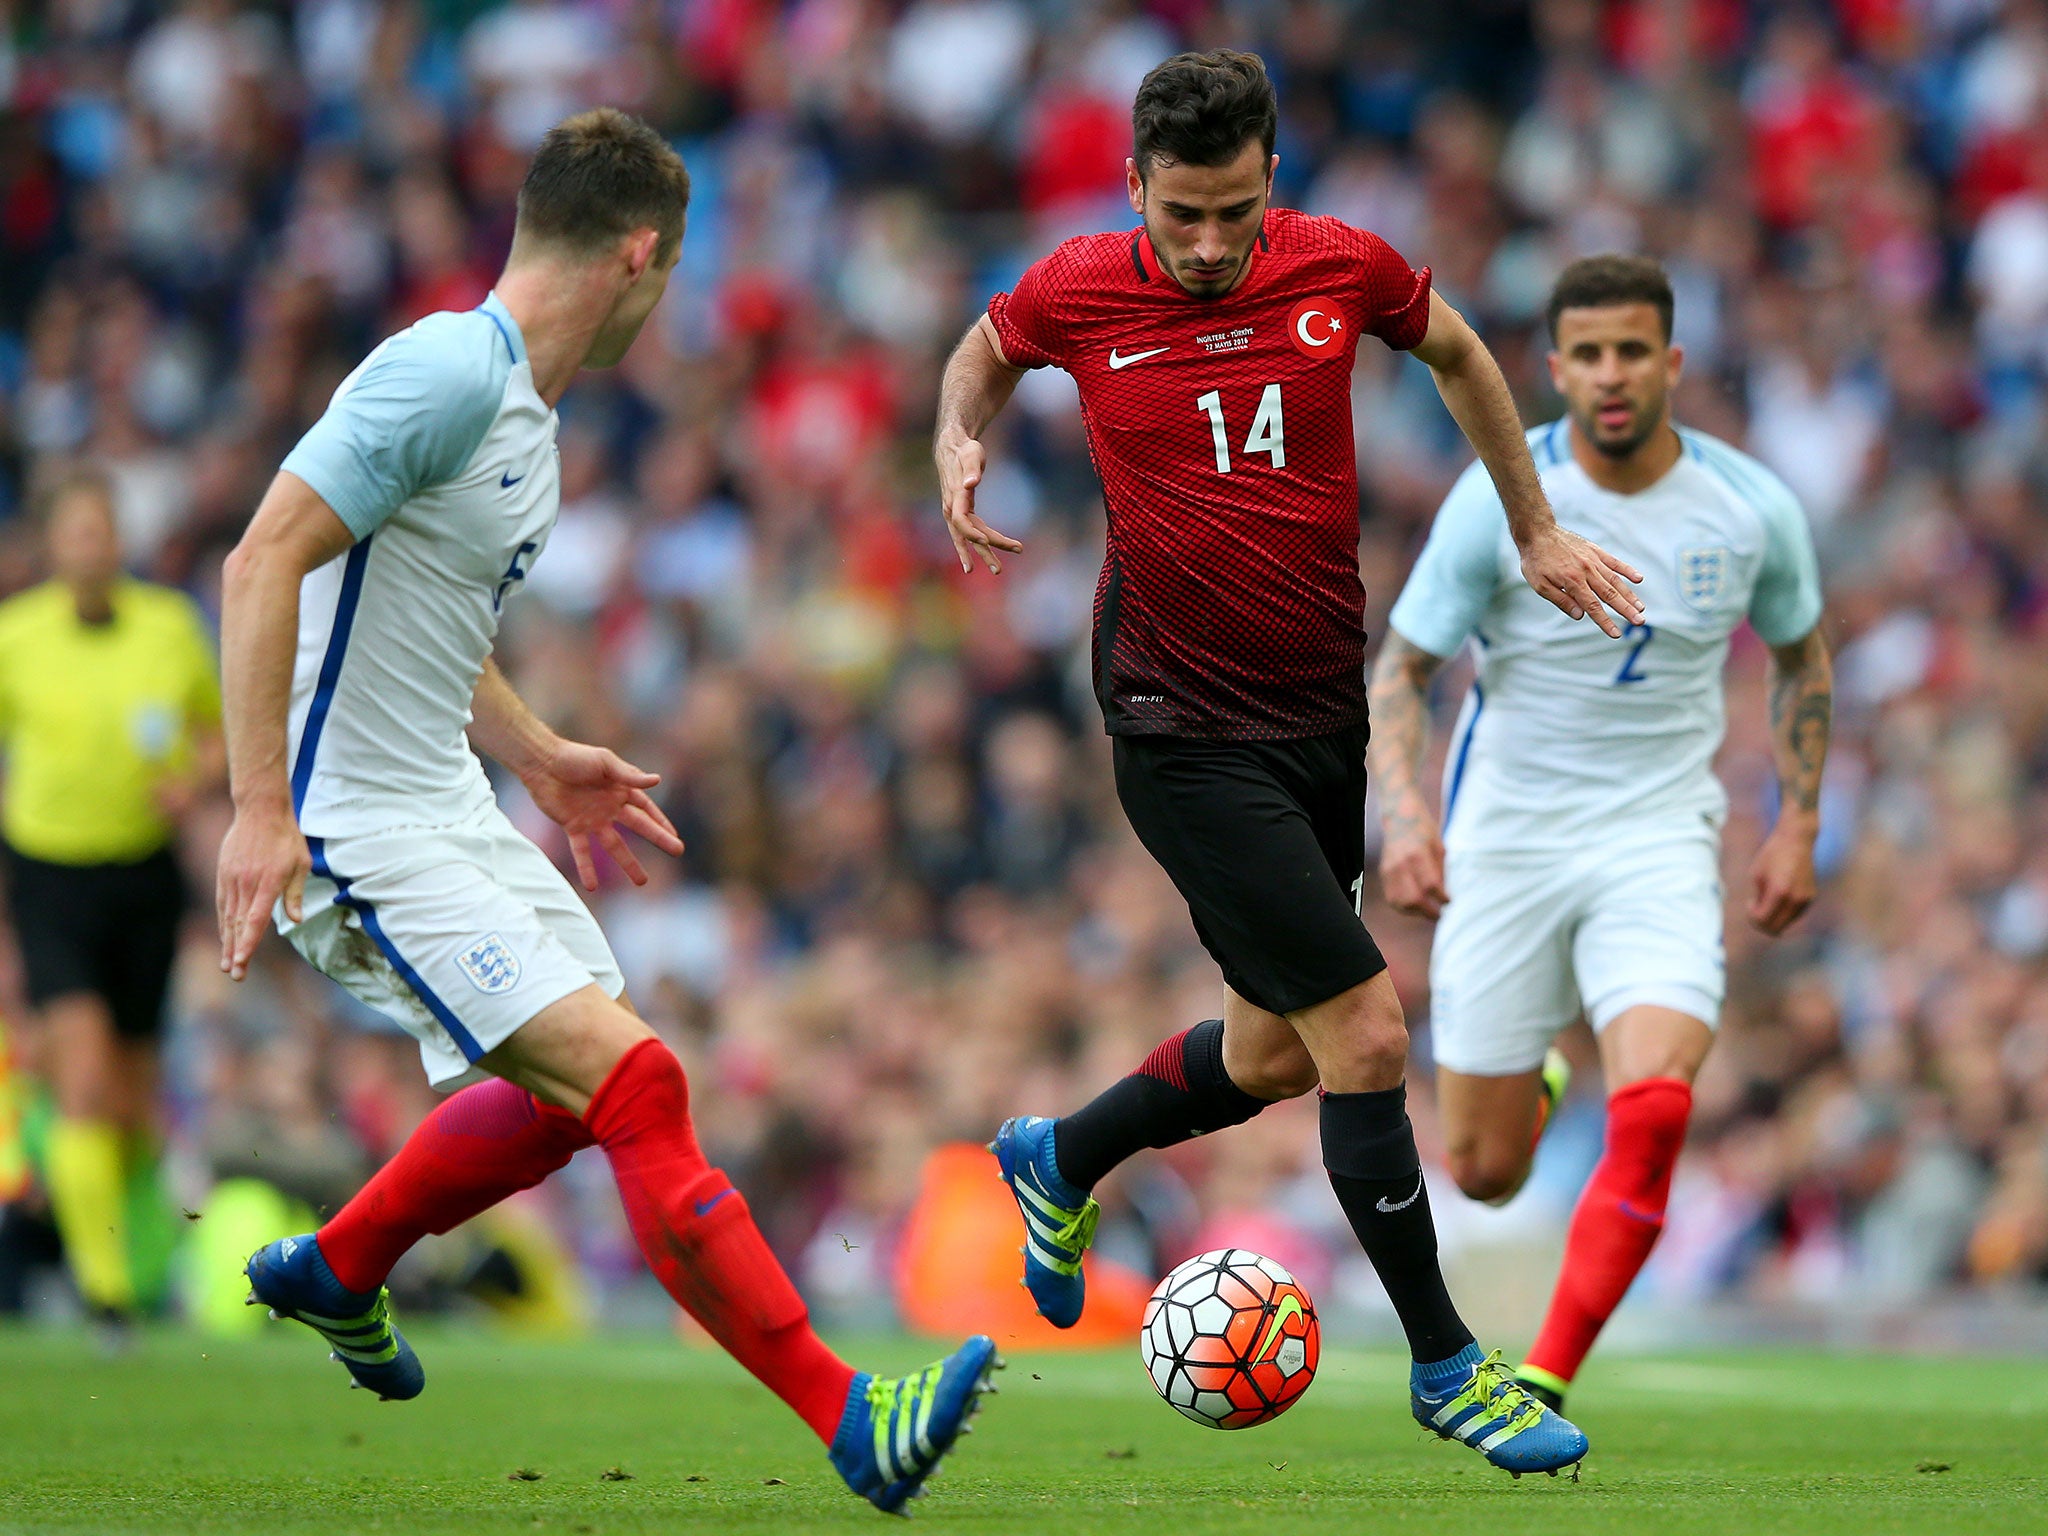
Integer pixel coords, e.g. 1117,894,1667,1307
1139,1248,1320,1429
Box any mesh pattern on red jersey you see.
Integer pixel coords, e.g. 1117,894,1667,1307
990,209,1432,740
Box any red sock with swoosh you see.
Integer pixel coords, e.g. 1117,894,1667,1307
584,1038,855,1442
319,1077,593,1294
1523,1077,1692,1390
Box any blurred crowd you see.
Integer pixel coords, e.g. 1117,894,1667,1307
5,0,2048,1334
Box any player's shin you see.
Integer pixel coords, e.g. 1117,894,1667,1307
1320,1085,1476,1364
584,1038,855,1443
317,1077,592,1295
1052,1019,1271,1190
1522,1077,1692,1392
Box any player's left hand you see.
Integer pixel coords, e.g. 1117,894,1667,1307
1748,821,1818,935
523,741,685,891
1517,524,1645,639
936,432,1024,574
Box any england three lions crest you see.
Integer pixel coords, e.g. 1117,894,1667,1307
457,932,522,995
1678,545,1731,613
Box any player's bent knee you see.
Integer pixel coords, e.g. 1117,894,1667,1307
1305,1025,1409,1094
1447,1146,1528,1204
1274,1060,1323,1098
1347,1019,1412,1082
485,984,658,1116
1237,1057,1320,1100
1288,978,1410,1090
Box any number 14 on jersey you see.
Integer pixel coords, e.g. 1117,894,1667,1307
1198,386,1286,474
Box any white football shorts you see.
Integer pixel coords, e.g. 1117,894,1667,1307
280,800,624,1086
1426,828,1725,1076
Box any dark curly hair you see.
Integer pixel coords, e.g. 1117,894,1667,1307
1132,50,1278,179
1545,254,1675,343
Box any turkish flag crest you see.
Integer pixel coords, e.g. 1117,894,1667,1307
1288,298,1345,358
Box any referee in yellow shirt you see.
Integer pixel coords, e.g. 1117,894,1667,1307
0,469,221,1323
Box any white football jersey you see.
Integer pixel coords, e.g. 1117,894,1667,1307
279,293,561,838
1386,421,1823,855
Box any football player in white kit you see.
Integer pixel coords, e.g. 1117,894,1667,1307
1369,255,1832,1414
212,109,995,1513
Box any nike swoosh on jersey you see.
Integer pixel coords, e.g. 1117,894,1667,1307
500,470,525,488
1375,1177,1424,1214
1107,346,1170,369
694,1187,736,1217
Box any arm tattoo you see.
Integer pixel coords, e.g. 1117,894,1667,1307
1767,630,1833,815
1368,632,1447,842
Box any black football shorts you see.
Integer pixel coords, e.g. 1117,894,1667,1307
1112,723,1388,1016
5,842,185,1039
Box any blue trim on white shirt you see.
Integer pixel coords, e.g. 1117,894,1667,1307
478,292,526,366
290,537,374,818
1442,681,1484,830
306,835,485,1063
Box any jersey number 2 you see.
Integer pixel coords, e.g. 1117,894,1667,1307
1613,622,1654,684
1197,386,1285,473
495,541,539,613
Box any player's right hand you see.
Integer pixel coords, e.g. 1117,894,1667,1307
936,433,1023,574
1380,829,1450,921
521,739,684,892
1517,523,1644,639
216,798,309,981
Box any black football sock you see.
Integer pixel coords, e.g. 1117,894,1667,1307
1321,1084,1476,1364
1052,1019,1270,1192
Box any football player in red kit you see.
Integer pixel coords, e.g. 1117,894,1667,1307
935,50,1642,1476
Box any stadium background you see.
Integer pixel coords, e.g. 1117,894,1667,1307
0,0,2044,1348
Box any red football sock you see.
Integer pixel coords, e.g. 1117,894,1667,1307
585,1038,855,1443
319,1077,593,1294
1523,1077,1692,1389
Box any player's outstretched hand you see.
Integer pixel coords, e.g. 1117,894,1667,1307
936,433,1023,574
524,740,685,891
1748,821,1818,935
216,799,309,981
1380,826,1450,921
1518,524,1645,639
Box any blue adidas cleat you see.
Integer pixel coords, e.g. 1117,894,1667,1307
989,1116,1098,1328
245,1234,424,1402
1411,1344,1589,1478
829,1334,1001,1512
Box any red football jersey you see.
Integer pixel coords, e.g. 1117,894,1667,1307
989,207,1432,740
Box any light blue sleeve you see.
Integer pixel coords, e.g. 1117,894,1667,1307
1386,460,1508,659
1745,462,1824,646
280,310,511,539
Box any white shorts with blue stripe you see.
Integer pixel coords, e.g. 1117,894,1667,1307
279,800,624,1087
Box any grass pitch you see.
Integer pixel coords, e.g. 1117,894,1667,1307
0,1327,2041,1535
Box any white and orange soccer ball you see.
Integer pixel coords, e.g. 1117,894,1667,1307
1139,1248,1321,1429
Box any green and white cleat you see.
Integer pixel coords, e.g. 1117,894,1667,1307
245,1234,423,1401
1538,1046,1571,1135
1413,1345,1588,1477
828,1335,1002,1511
